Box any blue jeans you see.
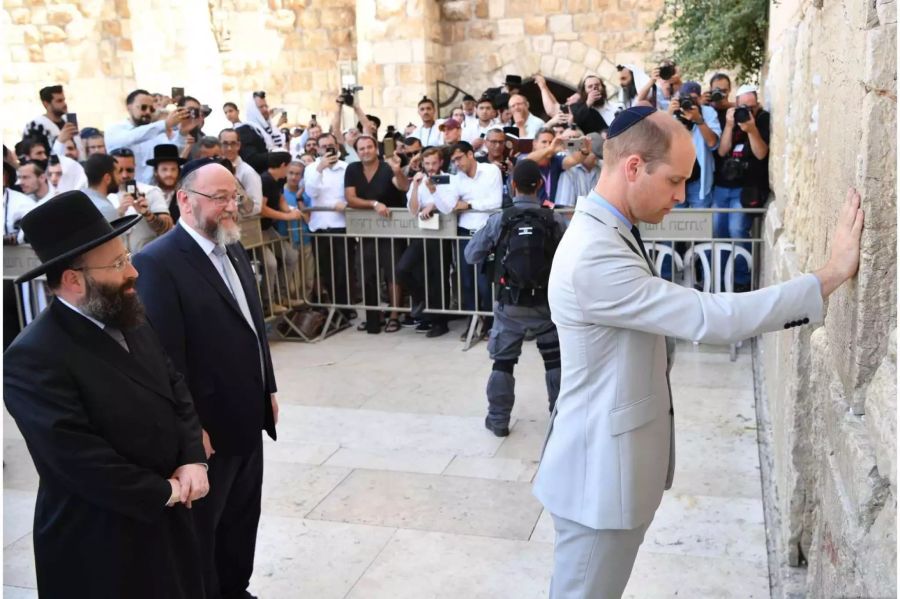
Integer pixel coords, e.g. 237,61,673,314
711,186,751,287
660,180,709,280
457,229,492,312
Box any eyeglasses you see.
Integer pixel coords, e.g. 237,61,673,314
138,104,155,112
185,188,239,206
74,252,133,273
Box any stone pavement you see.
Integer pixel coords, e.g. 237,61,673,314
4,319,770,598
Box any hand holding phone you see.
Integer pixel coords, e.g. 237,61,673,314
65,113,78,129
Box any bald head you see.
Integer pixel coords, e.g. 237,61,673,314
508,94,529,115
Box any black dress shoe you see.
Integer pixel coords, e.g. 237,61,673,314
425,322,449,338
484,417,509,437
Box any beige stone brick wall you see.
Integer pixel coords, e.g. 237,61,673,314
761,0,896,595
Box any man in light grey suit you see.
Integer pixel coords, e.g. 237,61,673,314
532,106,865,598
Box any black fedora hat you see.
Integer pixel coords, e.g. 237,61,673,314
146,143,187,167
15,190,141,283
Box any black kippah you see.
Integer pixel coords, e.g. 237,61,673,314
181,156,226,178
606,106,657,139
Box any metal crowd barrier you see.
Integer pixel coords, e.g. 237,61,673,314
2,209,766,359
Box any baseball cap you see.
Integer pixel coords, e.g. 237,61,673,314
735,84,759,96
512,159,542,190
439,118,461,131
679,81,702,97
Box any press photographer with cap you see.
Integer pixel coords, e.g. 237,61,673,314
533,106,864,598
3,191,209,598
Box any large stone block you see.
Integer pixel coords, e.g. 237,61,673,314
442,0,472,21
551,41,569,58
864,23,897,94
497,17,523,37
532,35,552,54
47,4,78,26
865,329,897,496
524,16,546,35
22,24,40,45
321,7,353,29
540,0,562,10
474,0,488,18
568,40,588,62
548,14,573,34
298,8,319,28
488,0,505,18
877,0,897,25
603,10,636,31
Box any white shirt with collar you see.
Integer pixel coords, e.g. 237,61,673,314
105,119,185,184
519,113,547,139
108,183,169,251
178,218,231,283
462,119,499,144
233,157,263,215
406,171,456,215
450,162,503,231
303,157,348,231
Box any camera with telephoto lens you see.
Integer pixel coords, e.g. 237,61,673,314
679,97,695,111
340,85,364,107
734,105,752,124
658,62,676,81
709,88,726,103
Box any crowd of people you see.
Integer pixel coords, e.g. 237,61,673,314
4,63,770,345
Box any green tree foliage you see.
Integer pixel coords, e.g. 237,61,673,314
653,0,769,83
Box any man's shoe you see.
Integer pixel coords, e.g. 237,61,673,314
425,322,449,338
410,300,426,320
484,417,509,437
415,322,433,333
400,314,418,327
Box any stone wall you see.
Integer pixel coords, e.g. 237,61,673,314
761,0,897,595
2,0,671,145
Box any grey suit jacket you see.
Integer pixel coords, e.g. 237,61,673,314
532,196,824,530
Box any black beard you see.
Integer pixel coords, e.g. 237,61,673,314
134,115,152,126
82,276,145,330
591,97,607,108
624,81,637,101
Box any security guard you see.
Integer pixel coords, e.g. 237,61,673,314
464,159,568,436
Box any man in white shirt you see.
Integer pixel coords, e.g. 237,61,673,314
219,129,263,216
461,94,478,127
508,94,546,139
397,146,456,337
17,160,53,205
23,85,76,152
413,97,445,147
448,141,504,337
82,154,120,222
108,147,173,251
303,133,355,318
462,96,499,150
3,161,36,245
106,88,190,184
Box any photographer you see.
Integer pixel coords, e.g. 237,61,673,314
108,147,172,251
343,135,409,334
523,128,592,207
397,147,456,337
399,136,425,179
476,127,515,207
175,96,208,161
666,81,721,207
638,60,682,110
564,75,619,135
714,84,770,291
704,73,734,119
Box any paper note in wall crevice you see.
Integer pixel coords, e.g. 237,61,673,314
417,214,440,230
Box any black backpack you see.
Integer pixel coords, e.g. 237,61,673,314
492,206,561,305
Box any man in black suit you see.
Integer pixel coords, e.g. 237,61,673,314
133,157,278,599
3,191,209,598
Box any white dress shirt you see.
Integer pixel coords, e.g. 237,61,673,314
450,162,503,231
406,172,456,215
233,157,263,215
462,119,499,144
105,120,185,184
303,157,348,231
108,182,169,251
3,188,36,235
519,113,547,139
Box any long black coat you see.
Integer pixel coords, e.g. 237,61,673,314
3,299,207,598
132,224,277,457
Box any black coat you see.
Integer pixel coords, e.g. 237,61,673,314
237,125,269,174
3,300,207,599
570,101,611,135
132,224,277,457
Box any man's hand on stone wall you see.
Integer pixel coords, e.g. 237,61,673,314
815,187,864,298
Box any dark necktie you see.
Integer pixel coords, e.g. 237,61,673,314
629,224,674,416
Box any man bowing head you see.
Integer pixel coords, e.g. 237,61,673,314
3,191,209,598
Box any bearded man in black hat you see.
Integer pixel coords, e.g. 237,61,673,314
148,142,187,220
3,191,210,598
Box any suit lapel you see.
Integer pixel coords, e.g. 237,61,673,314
575,198,654,276
173,225,249,324
50,301,174,403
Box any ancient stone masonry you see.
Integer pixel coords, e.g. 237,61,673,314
3,0,668,143
762,0,896,595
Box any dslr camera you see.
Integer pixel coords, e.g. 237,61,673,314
734,105,752,124
709,88,727,103
678,97,695,111
340,85,364,107
658,61,676,81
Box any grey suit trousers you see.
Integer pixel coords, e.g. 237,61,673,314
549,513,652,599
